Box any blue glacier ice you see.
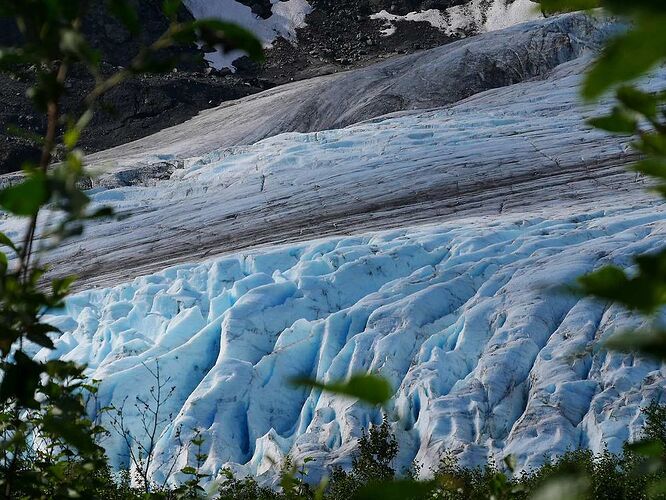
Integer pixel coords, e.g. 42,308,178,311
37,206,666,483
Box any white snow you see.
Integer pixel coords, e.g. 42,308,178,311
182,0,311,68
371,10,449,37
371,0,542,37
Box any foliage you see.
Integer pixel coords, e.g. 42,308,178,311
107,361,182,494
173,430,212,499
325,416,399,498
292,374,393,407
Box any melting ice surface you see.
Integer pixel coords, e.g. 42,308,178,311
39,204,666,483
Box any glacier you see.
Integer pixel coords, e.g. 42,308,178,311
0,11,663,486
37,204,666,484
0,13,635,293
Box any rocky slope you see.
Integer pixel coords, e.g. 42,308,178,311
0,0,541,173
233,0,543,84
0,0,266,174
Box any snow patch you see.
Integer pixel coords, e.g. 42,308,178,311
182,0,311,68
371,9,448,36
371,0,542,37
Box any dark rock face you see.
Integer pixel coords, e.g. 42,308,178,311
0,1,263,173
236,0,278,19
82,0,204,69
0,67,265,174
235,0,479,85
0,0,203,69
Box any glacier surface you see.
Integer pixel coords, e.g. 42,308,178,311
0,11,662,486
0,14,639,293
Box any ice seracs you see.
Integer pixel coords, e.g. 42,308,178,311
38,205,666,484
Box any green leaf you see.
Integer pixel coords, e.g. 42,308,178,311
59,29,101,68
87,207,115,219
0,47,40,70
637,133,666,157
0,231,18,252
107,0,140,34
63,127,81,151
633,159,666,180
292,374,393,406
616,86,659,119
588,107,638,134
530,474,590,500
603,0,666,16
0,351,43,407
163,0,183,19
537,0,600,14
504,454,518,473
626,439,665,457
180,20,264,62
583,14,666,99
604,329,666,361
0,175,49,216
352,480,436,500
648,478,666,498
578,251,666,314
26,323,59,349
